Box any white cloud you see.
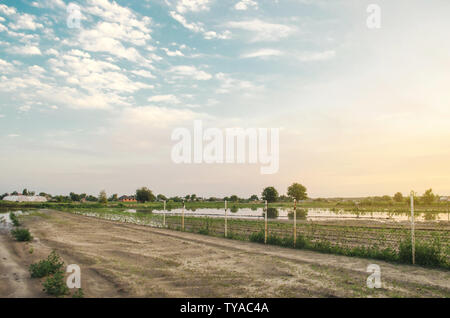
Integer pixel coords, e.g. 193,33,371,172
225,19,296,42
147,95,181,104
169,11,231,40
7,134,20,138
170,65,212,80
0,4,17,16
241,48,284,59
297,50,335,62
0,114,4,118
176,0,211,14
131,69,155,79
9,45,42,55
235,0,258,11
9,13,43,30
19,105,31,112
215,72,260,94
162,47,184,57
45,48,59,56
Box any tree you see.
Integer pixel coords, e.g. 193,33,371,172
262,187,278,203
230,195,239,202
98,190,107,204
249,195,259,201
157,194,167,201
190,194,197,201
422,188,436,205
287,183,307,201
394,192,403,202
108,194,118,201
22,188,28,196
136,187,155,203
70,192,81,202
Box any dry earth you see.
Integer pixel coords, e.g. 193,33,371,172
0,210,449,298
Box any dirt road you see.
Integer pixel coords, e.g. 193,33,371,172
1,210,449,297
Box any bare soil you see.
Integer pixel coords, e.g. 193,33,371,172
0,210,449,298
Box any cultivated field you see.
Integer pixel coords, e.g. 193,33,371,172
1,210,449,298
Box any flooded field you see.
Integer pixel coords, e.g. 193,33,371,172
148,207,450,223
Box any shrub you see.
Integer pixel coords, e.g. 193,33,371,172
9,212,20,226
11,228,32,241
43,271,69,296
29,251,65,278
399,238,447,267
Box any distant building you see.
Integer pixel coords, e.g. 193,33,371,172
439,196,449,202
119,195,137,202
3,195,47,202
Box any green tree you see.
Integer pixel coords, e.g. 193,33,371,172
98,190,107,204
157,194,167,201
70,192,80,202
422,188,436,205
262,187,278,203
249,195,259,201
394,192,403,202
287,183,308,201
230,195,239,202
136,187,155,203
108,194,118,201
22,188,28,196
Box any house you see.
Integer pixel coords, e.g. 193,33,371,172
3,195,47,202
119,195,137,202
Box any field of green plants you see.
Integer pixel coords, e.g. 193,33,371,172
64,208,450,269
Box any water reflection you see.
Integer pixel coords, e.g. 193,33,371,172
287,208,308,220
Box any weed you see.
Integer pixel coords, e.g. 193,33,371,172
29,251,65,278
43,271,69,296
11,228,32,241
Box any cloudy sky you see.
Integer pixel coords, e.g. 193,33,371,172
1,0,450,198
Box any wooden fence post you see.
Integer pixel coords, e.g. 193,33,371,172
182,200,185,231
293,199,297,247
224,200,228,238
264,200,268,244
163,200,166,226
410,191,415,265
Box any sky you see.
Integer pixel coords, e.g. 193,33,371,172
1,0,450,198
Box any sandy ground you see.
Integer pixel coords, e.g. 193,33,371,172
0,210,449,298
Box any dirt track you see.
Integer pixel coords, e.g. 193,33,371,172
1,210,449,298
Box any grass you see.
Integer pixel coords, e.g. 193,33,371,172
11,228,33,241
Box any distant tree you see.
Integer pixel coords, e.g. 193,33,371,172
230,195,239,202
157,194,167,201
98,190,108,204
0,193,8,200
287,183,307,201
262,187,279,203
29,191,35,196
11,191,18,195
422,188,436,205
190,194,197,201
22,189,28,196
184,194,190,201
381,195,392,202
108,194,118,201
394,192,403,202
86,195,97,202
249,195,259,201
70,192,81,202
136,187,155,203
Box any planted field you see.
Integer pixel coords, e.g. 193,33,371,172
66,208,450,269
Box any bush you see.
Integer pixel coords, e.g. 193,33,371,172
399,238,447,267
29,251,65,278
43,271,69,296
9,212,20,226
11,228,32,241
